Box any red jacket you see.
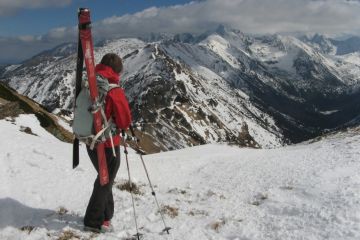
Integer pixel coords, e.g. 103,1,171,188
95,64,132,147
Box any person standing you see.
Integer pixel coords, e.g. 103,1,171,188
84,53,132,232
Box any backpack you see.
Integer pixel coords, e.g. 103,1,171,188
72,75,119,150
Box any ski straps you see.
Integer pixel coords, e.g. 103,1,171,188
77,75,120,156
89,118,112,150
99,106,116,157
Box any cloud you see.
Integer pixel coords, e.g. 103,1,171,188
0,0,72,16
92,0,360,37
1,0,360,63
0,25,77,64
0,36,59,64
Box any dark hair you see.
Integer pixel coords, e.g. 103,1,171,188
100,53,123,73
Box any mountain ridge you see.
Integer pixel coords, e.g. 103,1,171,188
1,27,360,152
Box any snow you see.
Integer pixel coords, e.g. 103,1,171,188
341,52,360,65
329,52,360,85
163,42,283,148
199,35,242,69
319,110,339,115
248,34,360,87
3,31,360,153
249,36,313,76
4,65,21,74
1,114,360,240
55,115,73,132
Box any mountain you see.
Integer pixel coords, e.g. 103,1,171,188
332,36,360,55
0,64,9,77
1,112,360,239
1,27,360,152
301,34,360,56
300,34,337,55
0,82,72,143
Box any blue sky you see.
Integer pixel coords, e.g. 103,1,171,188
0,0,359,64
0,0,193,37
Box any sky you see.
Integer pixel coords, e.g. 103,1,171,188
0,0,360,64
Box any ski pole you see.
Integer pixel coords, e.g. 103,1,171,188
121,130,142,240
129,126,171,234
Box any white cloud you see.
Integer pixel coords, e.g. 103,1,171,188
90,0,360,36
1,0,360,63
0,36,57,63
0,0,72,16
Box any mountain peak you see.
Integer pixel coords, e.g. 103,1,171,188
215,24,227,35
173,33,196,43
214,24,245,38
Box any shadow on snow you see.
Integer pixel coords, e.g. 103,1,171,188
0,198,83,231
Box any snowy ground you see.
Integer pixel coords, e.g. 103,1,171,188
1,114,360,240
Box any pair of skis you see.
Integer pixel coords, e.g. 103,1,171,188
73,8,109,186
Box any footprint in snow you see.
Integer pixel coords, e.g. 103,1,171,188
32,149,54,160
280,185,294,191
250,193,268,206
187,208,209,217
167,187,188,195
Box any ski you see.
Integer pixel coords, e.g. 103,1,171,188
78,8,109,185
72,23,84,169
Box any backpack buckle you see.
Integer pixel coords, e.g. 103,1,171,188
88,100,101,114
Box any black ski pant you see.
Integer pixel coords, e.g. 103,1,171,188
84,145,120,229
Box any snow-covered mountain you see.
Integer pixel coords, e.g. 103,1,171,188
332,36,360,55
1,112,360,240
2,27,360,151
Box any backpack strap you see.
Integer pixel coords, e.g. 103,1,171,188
106,84,120,157
108,83,120,92
88,76,120,156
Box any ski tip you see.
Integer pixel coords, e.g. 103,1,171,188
78,8,90,14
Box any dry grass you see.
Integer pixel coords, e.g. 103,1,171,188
124,127,164,154
161,205,179,218
57,230,80,240
116,180,142,195
57,206,69,216
20,126,38,136
210,219,226,233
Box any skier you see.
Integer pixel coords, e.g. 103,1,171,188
83,53,132,232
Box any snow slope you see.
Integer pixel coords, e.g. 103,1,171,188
1,115,360,240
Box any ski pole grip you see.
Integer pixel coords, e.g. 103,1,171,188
121,129,126,137
130,125,140,143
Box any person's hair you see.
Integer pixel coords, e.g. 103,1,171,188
100,53,123,73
